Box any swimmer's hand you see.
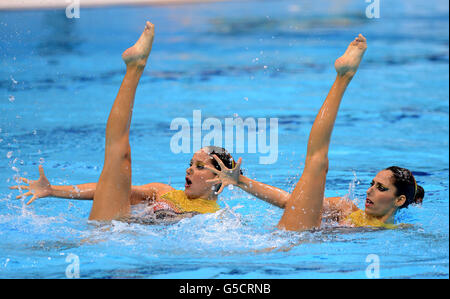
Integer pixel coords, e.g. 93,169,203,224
9,165,52,205
204,155,243,195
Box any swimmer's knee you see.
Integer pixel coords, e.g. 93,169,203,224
306,154,329,174
123,144,131,161
105,138,131,160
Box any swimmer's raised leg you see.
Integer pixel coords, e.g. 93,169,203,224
277,34,367,231
89,21,155,221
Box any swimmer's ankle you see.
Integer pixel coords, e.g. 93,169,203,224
336,72,355,82
125,59,147,70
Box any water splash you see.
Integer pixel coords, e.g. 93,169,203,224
345,170,361,207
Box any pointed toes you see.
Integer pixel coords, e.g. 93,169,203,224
145,21,155,32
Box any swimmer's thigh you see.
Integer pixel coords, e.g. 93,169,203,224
277,155,328,231
89,141,132,221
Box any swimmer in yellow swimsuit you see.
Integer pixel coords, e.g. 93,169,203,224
205,33,424,230
11,23,424,229
11,22,236,220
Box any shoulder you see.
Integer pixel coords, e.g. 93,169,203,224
326,196,359,211
324,196,359,221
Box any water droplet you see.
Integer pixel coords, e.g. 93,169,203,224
6,151,12,158
8,95,15,102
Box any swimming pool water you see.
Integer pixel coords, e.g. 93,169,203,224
0,0,448,278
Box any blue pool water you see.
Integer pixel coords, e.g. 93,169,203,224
0,0,448,278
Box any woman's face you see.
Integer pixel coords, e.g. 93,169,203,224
184,149,218,199
365,170,404,217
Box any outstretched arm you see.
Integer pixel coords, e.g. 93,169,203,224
204,155,289,208
10,166,173,205
205,155,356,213
204,154,351,211
237,176,359,217
237,175,290,208
235,173,359,218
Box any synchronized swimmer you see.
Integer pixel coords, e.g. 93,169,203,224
11,21,424,230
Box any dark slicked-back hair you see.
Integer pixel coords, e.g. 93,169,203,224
385,166,424,208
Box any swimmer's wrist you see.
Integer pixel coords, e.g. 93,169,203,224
48,185,63,198
237,175,249,189
49,186,56,196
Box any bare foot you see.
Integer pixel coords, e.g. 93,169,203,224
334,34,367,78
122,21,155,68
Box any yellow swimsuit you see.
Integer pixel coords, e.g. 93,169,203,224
345,209,398,229
159,190,220,214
